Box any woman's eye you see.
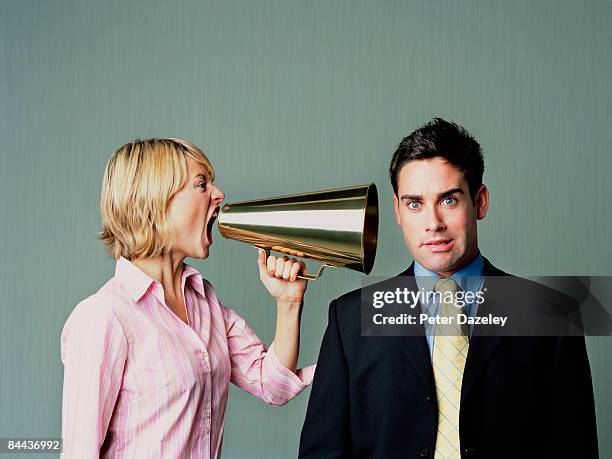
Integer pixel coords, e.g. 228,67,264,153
407,202,420,210
442,196,457,206
197,182,208,190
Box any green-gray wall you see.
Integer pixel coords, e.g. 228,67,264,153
1,1,610,457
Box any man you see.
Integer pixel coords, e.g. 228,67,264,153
299,118,598,458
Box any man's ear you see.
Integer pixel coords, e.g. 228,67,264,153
393,194,401,226
475,184,489,220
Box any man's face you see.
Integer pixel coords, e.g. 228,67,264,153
393,157,489,276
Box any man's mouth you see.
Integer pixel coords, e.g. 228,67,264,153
422,239,454,253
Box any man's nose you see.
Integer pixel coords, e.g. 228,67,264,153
425,206,445,232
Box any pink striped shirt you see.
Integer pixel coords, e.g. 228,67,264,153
61,256,315,458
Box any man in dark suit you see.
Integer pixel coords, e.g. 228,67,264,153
299,118,598,458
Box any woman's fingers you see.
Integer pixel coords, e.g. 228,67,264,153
282,259,294,280
260,251,304,281
275,256,289,277
257,249,267,270
289,261,304,281
266,255,277,273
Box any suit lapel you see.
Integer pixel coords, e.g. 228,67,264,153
461,257,506,403
394,264,435,391
391,258,509,398
403,335,435,390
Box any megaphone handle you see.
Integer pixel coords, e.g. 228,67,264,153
255,245,334,280
297,264,330,281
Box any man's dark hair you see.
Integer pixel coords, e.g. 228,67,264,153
389,118,484,200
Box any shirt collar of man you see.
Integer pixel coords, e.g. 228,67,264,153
115,256,206,303
413,250,484,294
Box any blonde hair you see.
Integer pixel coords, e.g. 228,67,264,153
98,138,214,260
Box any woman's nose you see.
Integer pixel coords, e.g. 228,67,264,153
212,185,225,203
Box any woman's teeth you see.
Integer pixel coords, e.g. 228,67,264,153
207,209,218,225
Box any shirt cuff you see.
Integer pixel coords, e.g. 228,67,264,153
261,342,316,406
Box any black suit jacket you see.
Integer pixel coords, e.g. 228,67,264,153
299,258,598,459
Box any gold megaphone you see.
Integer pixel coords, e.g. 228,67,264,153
217,183,378,280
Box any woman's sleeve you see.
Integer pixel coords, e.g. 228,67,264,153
60,295,128,458
222,305,316,406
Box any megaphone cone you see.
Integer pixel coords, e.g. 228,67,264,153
217,183,378,280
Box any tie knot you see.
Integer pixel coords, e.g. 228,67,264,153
433,277,459,295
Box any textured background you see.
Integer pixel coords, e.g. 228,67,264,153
1,1,610,457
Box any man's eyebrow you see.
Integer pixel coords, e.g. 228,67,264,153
438,187,464,199
400,187,464,201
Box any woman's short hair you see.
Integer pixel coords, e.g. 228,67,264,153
98,138,214,260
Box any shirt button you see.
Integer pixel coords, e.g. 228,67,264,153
206,411,211,418
201,351,207,359
205,427,210,434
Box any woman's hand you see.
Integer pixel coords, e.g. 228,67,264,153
257,249,308,305
257,249,308,372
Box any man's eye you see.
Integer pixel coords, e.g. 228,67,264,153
442,196,457,206
407,202,420,210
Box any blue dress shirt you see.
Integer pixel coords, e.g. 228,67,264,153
413,251,485,358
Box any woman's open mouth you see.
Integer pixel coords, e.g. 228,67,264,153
206,208,219,243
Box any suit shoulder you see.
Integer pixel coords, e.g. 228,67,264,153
500,274,577,304
484,257,574,300
332,275,408,318
334,287,361,306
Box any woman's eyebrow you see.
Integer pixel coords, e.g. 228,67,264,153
192,173,209,181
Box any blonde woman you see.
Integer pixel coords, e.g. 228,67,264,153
60,138,315,458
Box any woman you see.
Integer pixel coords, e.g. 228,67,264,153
60,138,315,458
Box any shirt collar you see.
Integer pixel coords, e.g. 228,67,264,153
183,264,206,298
115,256,206,303
413,250,484,293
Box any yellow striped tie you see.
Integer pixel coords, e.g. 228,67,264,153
432,277,468,459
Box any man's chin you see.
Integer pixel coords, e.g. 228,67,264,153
415,252,458,274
